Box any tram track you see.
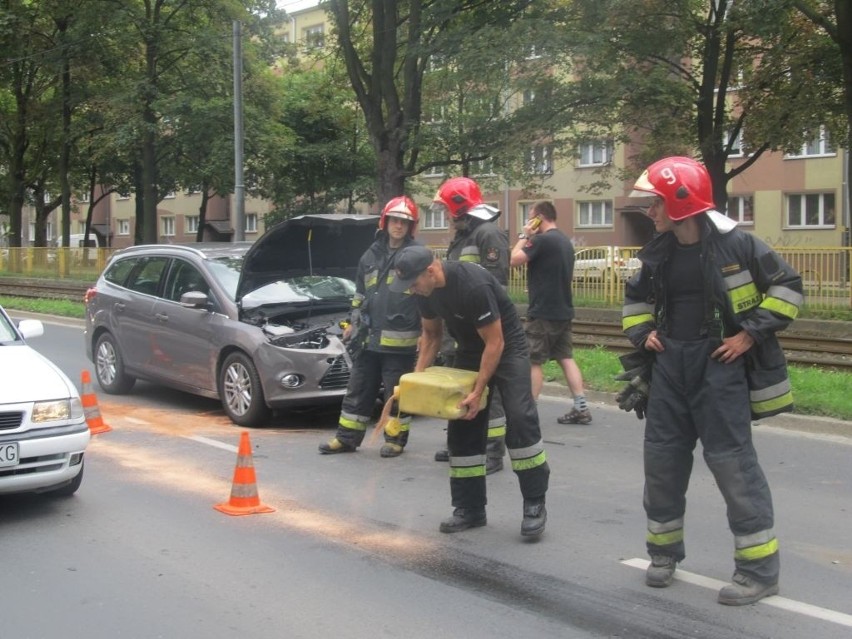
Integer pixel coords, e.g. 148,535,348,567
2,277,850,370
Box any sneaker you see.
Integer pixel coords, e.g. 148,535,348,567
717,572,779,606
485,457,504,475
434,449,449,462
439,507,487,533
557,407,592,425
380,443,404,458
646,555,677,588
318,438,356,455
521,500,547,537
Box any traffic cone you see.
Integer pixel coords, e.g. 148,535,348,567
81,370,112,434
214,431,275,516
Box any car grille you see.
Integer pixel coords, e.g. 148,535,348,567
0,453,66,477
318,354,350,390
0,411,24,430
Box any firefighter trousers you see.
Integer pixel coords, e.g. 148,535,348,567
449,350,549,510
643,337,779,583
335,350,415,448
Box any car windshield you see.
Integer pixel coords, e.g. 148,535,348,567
205,255,355,307
0,309,20,344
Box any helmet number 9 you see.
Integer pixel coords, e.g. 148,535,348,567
661,167,677,185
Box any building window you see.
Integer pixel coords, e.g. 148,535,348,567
118,219,130,235
529,145,553,175
523,89,535,106
78,191,90,203
162,217,175,237
787,127,835,158
725,129,744,158
578,141,613,167
517,202,536,231
578,200,613,227
786,192,836,227
726,195,754,224
472,158,495,177
303,24,324,49
245,213,258,233
422,204,448,230
185,215,200,234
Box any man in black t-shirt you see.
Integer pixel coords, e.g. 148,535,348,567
510,201,592,425
389,245,550,537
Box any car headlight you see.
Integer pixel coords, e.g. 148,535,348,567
32,398,82,423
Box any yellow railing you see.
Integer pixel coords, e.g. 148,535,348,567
1,245,850,310
433,245,852,311
0,247,116,281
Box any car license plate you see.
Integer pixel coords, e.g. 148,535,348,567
0,443,19,468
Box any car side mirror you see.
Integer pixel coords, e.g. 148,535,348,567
180,290,210,309
17,319,44,339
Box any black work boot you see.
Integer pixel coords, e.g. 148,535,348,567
646,555,677,587
717,572,779,605
521,499,547,537
439,507,487,533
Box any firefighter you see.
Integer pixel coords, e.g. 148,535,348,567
319,197,422,457
390,245,549,537
624,156,803,605
432,176,510,474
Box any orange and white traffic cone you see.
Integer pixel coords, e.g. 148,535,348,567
81,370,112,434
214,431,275,516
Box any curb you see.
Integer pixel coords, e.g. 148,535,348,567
541,382,852,440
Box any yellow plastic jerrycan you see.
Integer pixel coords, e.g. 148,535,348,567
393,366,489,420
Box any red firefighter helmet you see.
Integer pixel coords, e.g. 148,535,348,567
379,196,419,234
432,177,489,220
630,156,716,221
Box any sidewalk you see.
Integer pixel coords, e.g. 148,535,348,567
541,381,852,440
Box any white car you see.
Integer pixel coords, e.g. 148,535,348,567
0,306,90,496
572,246,641,282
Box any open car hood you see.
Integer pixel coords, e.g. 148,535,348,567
236,213,379,301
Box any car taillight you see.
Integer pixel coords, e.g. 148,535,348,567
84,287,97,305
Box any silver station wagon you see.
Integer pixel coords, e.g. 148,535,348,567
84,214,378,426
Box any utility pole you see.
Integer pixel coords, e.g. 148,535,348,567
232,20,245,242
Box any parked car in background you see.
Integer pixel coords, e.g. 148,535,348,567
572,246,641,282
0,305,90,496
83,214,379,427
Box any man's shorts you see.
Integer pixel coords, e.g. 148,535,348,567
525,317,574,365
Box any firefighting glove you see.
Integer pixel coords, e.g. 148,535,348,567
615,375,649,419
614,350,653,420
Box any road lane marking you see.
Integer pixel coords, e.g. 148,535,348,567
124,416,150,425
184,435,238,453
622,557,852,628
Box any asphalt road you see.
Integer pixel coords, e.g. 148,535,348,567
2,315,851,639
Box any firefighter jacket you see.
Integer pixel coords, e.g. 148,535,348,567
446,219,509,285
622,210,804,418
350,233,421,354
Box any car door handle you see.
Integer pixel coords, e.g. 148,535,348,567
114,302,125,312
155,313,169,322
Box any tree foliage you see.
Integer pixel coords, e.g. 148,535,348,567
567,0,847,211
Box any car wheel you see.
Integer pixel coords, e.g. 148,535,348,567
218,352,271,427
95,332,136,394
50,461,84,497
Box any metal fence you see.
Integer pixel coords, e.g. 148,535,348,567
1,245,850,311
432,245,852,311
